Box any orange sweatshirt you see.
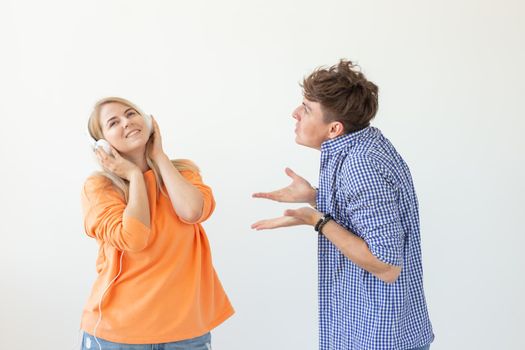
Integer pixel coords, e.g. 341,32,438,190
80,168,234,344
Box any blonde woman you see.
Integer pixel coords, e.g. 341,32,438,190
80,97,233,349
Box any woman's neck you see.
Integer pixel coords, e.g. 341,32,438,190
123,150,149,172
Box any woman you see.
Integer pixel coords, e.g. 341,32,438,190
80,97,233,349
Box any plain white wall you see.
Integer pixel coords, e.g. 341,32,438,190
1,0,524,349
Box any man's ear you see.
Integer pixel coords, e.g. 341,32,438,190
328,121,345,139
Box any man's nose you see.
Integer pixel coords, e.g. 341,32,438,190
292,107,301,121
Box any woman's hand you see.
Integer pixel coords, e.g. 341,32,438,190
149,116,167,162
95,147,141,181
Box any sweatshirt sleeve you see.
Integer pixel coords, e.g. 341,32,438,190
81,176,151,252
179,170,216,224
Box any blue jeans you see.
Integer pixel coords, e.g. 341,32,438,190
81,332,211,350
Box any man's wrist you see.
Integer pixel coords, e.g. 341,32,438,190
311,211,323,226
314,213,332,234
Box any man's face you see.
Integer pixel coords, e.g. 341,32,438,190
292,98,331,150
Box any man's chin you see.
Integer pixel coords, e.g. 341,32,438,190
295,137,312,149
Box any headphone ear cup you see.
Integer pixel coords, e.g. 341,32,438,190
94,139,112,155
144,114,153,135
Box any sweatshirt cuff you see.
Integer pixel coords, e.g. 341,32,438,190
122,216,151,252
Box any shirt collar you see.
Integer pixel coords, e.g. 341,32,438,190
321,126,373,155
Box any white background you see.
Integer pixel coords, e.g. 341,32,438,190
1,0,524,349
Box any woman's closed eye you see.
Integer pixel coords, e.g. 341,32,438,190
108,120,118,128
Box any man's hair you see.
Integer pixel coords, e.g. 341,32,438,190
302,59,379,133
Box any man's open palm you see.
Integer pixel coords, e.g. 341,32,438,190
252,167,316,204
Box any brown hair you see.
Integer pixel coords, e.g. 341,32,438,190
302,59,379,133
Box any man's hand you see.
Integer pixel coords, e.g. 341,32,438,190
251,216,303,230
252,168,316,205
251,207,322,230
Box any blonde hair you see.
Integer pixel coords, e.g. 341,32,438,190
88,96,198,201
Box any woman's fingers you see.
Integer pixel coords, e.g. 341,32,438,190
151,115,158,129
95,148,108,163
110,146,120,159
96,146,118,171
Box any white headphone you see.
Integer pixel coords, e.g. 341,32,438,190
91,251,124,350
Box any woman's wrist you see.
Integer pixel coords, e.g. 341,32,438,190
127,168,144,181
152,152,169,164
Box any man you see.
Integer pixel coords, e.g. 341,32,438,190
252,60,434,350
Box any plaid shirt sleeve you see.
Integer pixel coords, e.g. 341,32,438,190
343,156,404,266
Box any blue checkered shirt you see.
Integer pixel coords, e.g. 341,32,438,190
316,127,434,350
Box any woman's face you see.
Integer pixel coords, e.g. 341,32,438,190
99,102,150,155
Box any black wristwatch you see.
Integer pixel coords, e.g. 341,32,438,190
314,213,333,234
